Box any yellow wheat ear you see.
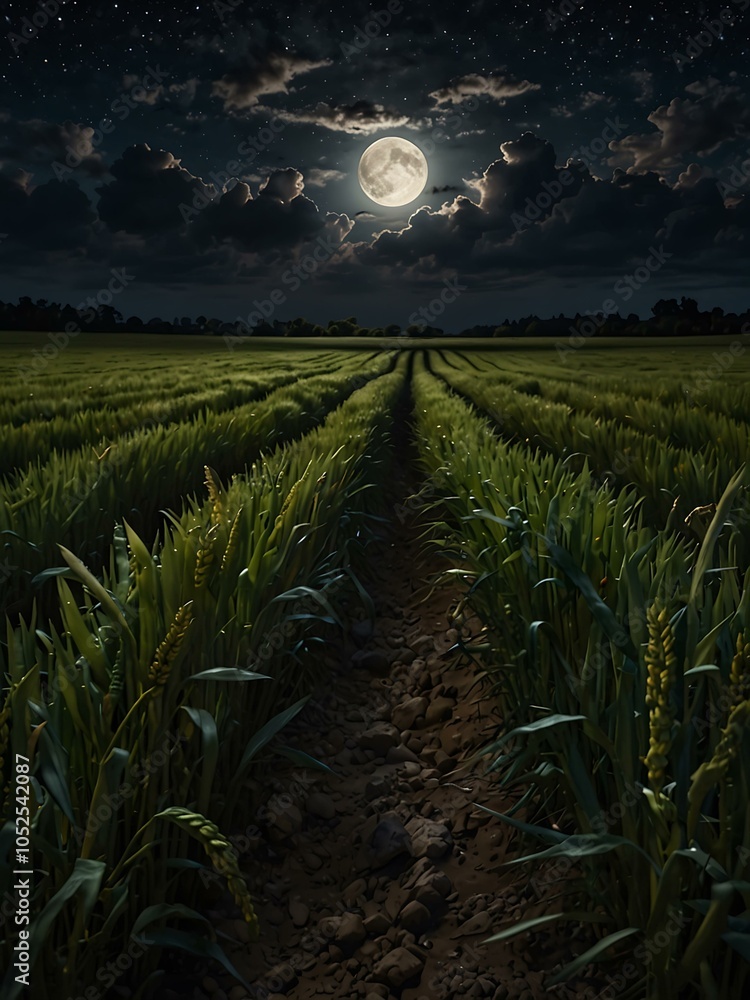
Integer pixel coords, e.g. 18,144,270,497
728,628,750,708
708,700,750,778
194,525,218,591
706,629,750,778
148,603,194,689
219,506,243,573
642,601,677,795
204,465,224,527
157,807,260,936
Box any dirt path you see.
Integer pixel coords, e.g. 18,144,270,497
163,384,602,1000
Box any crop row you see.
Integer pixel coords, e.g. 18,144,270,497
0,349,357,425
0,361,406,998
455,349,750,421
412,360,750,999
430,355,750,542
0,353,395,623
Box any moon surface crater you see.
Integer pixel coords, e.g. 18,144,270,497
358,137,428,207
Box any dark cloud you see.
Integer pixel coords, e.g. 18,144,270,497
97,144,213,234
0,170,96,251
0,114,108,177
429,70,540,106
258,166,305,203
2,120,749,306
609,78,750,173
2,1,749,322
466,132,586,227
212,51,330,110
345,130,750,289
189,168,353,255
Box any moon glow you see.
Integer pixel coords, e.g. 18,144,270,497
358,137,428,207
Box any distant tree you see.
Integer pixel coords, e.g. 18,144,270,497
679,296,700,318
652,298,680,318
287,317,317,337
406,323,443,338
326,317,358,336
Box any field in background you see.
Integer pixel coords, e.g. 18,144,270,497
3,328,750,359
1,336,749,1000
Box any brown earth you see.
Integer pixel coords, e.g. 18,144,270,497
160,427,607,1000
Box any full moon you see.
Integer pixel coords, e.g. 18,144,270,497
358,137,428,207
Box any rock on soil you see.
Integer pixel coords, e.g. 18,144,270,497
183,491,605,1000
369,813,413,867
373,945,426,988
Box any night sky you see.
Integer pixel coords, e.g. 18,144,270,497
2,0,750,330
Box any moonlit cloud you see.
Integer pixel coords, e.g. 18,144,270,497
212,52,331,110
429,70,541,106
257,100,426,134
